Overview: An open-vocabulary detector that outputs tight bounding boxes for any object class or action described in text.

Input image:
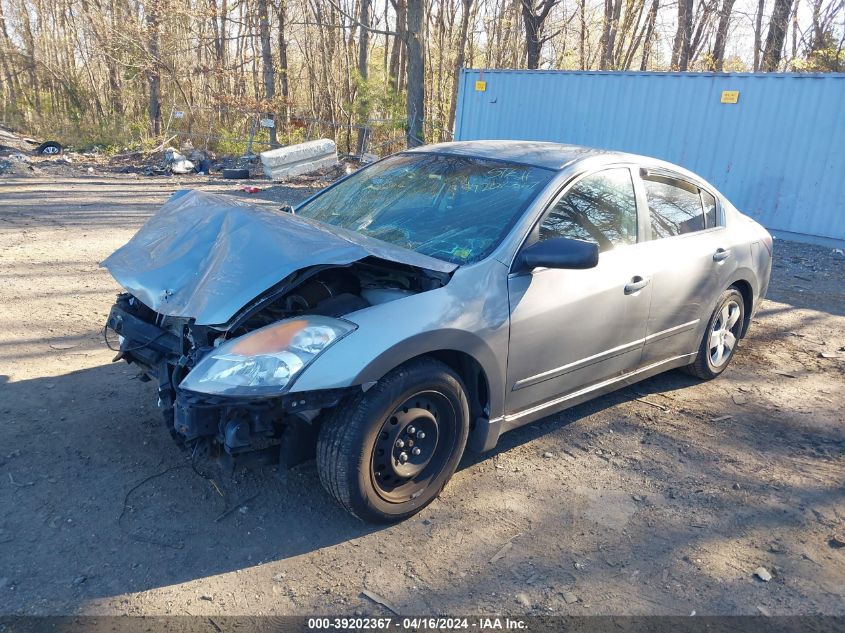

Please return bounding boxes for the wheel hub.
[382,408,438,479]
[709,300,741,367]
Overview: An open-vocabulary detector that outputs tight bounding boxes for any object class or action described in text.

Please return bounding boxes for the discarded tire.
[222,168,250,180]
[36,141,62,155]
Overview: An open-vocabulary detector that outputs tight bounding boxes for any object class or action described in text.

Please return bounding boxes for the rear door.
[505,167,652,416]
[634,169,733,366]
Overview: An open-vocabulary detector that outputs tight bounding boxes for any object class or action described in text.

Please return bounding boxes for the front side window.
[645,175,706,238]
[539,168,638,252]
[295,153,554,264]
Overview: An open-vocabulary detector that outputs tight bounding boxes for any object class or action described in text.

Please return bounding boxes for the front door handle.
[624,276,651,295]
[713,247,731,262]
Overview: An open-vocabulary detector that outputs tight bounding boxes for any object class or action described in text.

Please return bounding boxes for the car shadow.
[0,346,713,614]
[0,363,378,613]
[0,355,704,613]
[459,369,701,469]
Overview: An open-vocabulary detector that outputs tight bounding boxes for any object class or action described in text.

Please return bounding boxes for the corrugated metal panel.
[455,70,845,244]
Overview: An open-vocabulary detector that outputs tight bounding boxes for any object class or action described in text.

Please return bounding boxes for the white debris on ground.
[260,138,338,181]
[163,148,195,174]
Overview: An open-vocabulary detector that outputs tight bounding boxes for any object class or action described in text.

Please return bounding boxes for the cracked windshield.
[296,152,554,264]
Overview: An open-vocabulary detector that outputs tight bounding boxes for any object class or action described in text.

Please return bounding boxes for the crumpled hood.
[102,190,456,326]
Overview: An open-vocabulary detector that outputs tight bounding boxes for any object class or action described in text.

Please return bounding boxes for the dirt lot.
[1,170,843,617]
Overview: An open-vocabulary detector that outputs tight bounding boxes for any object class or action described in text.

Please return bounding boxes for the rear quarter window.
[644,175,706,239]
[702,190,719,228]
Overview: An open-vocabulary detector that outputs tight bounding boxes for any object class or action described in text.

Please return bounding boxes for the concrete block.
[260,139,338,180]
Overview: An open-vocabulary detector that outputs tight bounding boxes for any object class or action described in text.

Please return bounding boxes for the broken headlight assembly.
[179,316,356,396]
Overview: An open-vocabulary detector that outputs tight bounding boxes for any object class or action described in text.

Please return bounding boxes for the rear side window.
[644,176,705,239]
[702,190,718,228]
[539,168,638,252]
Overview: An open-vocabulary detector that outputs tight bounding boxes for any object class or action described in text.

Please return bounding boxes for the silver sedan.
[104,141,773,522]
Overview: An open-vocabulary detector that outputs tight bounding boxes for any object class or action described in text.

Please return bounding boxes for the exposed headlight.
[179,316,356,396]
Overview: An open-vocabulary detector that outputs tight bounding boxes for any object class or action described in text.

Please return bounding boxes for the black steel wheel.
[370,390,459,504]
[317,358,470,523]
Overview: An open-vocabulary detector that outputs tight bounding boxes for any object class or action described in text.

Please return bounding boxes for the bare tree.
[522,0,559,69]
[671,0,694,69]
[277,0,290,122]
[762,0,794,69]
[356,0,371,152]
[406,0,425,145]
[447,0,473,133]
[389,0,407,91]
[710,0,737,69]
[146,0,161,136]
[257,0,277,145]
[753,0,767,69]
[600,0,622,69]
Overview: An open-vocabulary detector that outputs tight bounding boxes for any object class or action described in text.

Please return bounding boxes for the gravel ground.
[0,171,843,617]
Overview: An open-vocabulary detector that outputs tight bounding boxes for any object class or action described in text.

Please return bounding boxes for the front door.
[505,167,652,417]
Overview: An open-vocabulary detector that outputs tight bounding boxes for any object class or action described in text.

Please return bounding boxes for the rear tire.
[316,358,470,523]
[686,287,745,380]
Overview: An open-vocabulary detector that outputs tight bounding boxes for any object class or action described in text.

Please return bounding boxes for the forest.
[0,0,842,153]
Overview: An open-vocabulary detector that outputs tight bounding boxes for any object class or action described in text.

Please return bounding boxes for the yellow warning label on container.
[475,81,487,92]
[720,90,739,104]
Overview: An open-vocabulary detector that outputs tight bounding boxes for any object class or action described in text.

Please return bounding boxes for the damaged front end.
[103,191,452,468]
[106,292,355,467]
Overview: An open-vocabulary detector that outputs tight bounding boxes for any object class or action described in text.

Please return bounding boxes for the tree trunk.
[356,0,371,153]
[389,0,407,92]
[447,0,473,133]
[761,0,793,70]
[257,0,277,145]
[710,0,736,70]
[753,0,765,70]
[405,0,425,146]
[0,0,19,108]
[600,0,622,69]
[579,0,587,69]
[277,0,290,124]
[639,0,658,69]
[522,0,557,69]
[147,0,161,137]
[671,0,693,70]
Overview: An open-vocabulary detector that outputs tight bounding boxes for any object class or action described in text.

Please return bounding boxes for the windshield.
[295,152,554,264]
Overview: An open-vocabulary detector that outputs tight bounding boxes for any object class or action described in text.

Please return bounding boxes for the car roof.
[408,140,615,170]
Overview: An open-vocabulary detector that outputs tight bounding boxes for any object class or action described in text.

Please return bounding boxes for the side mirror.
[518,237,599,271]
[280,204,294,214]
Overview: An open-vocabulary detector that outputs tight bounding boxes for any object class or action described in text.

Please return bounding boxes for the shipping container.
[455,69,845,246]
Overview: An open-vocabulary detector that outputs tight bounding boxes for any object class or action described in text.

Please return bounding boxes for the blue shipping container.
[455,69,845,245]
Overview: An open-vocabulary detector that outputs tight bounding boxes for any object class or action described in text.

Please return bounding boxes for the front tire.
[316,358,470,523]
[686,287,745,380]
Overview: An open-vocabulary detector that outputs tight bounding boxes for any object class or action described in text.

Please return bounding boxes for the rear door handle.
[713,247,731,262]
[624,276,651,295]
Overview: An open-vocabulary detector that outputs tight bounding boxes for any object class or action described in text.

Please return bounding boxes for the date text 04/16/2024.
[306,617,528,630]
